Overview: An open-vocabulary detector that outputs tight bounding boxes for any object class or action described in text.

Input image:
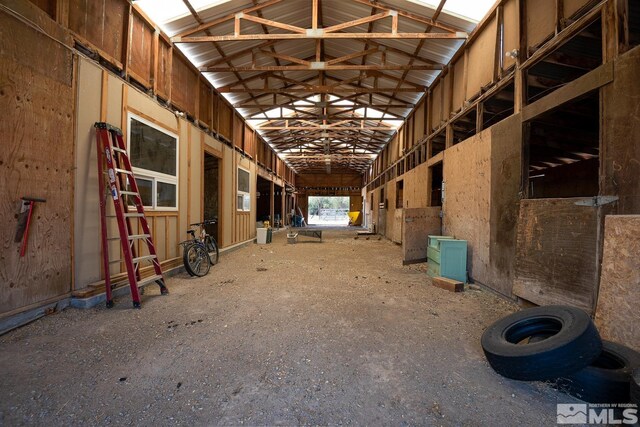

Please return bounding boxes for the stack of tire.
[481,305,640,406]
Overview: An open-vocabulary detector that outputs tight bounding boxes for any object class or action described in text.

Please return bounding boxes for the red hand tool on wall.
[14,197,46,257]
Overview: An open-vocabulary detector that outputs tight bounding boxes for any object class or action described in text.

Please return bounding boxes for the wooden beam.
[240,12,306,34]
[175,0,284,38]
[220,87,424,93]
[174,31,468,42]
[323,10,390,33]
[521,62,613,122]
[349,0,462,33]
[202,63,442,72]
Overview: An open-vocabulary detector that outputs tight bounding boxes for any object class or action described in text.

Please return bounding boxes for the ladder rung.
[120,191,139,196]
[137,274,164,287]
[109,259,123,264]
[128,234,150,240]
[105,213,144,218]
[132,254,157,264]
[107,234,149,241]
[114,168,133,175]
[112,147,127,154]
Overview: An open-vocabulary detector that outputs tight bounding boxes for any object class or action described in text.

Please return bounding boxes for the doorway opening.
[308,196,350,226]
[429,162,443,207]
[203,152,220,242]
[256,176,271,223]
[274,184,283,227]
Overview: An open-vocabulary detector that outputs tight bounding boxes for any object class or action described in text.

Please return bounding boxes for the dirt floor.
[0,229,579,425]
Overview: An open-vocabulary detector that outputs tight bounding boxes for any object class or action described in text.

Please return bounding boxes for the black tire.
[481,305,602,381]
[555,340,640,403]
[631,368,640,406]
[204,235,219,265]
[183,244,210,277]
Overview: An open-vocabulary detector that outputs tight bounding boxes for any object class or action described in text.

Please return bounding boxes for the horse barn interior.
[1,0,640,424]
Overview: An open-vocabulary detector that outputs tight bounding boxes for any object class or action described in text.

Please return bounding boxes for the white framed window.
[237,167,250,211]
[127,113,179,210]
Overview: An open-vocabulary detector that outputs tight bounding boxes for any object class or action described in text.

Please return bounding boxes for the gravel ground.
[0,229,578,426]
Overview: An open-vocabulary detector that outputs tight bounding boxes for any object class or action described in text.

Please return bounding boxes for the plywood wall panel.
[233,114,244,150]
[443,129,492,284]
[430,82,443,131]
[69,0,128,64]
[170,54,198,114]
[74,58,103,288]
[1,10,74,314]
[466,17,497,100]
[198,78,212,128]
[217,101,233,141]
[156,38,171,99]
[594,215,640,352]
[526,0,555,48]
[127,10,154,87]
[452,59,465,114]
[564,0,592,19]
[414,101,426,142]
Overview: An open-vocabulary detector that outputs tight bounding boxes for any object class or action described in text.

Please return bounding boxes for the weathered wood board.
[601,48,640,214]
[513,198,600,313]
[127,10,154,87]
[526,0,556,48]
[402,207,442,264]
[595,215,640,352]
[392,208,403,244]
[0,4,74,316]
[68,0,128,64]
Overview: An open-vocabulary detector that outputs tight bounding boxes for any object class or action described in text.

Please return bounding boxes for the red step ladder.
[94,122,169,308]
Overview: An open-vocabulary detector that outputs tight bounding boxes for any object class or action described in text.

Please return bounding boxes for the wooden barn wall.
[0,1,74,317]
[601,47,640,214]
[73,57,265,293]
[39,0,289,179]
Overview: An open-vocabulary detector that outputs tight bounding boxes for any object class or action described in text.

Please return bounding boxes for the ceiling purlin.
[379,0,448,121]
[175,0,464,173]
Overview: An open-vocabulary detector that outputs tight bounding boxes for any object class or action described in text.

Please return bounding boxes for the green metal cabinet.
[427,236,468,283]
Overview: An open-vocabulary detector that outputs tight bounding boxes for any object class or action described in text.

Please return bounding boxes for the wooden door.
[513,197,614,313]
[402,208,442,264]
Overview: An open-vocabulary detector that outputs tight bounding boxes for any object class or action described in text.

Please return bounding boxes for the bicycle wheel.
[204,235,219,265]
[183,243,210,277]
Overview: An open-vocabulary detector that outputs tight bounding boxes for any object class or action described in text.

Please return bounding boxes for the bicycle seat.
[187,230,196,237]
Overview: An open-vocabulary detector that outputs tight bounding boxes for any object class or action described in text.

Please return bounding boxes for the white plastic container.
[256,228,268,244]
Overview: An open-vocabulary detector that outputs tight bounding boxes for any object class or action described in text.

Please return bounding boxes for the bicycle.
[180,219,219,277]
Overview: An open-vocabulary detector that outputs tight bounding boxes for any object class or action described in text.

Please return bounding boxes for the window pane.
[157,182,177,207]
[130,118,177,176]
[237,168,250,193]
[243,194,250,211]
[237,194,244,210]
[134,177,153,207]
